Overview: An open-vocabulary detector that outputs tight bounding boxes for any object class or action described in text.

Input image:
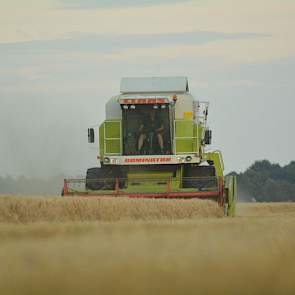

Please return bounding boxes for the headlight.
[104,157,110,163]
[185,156,192,162]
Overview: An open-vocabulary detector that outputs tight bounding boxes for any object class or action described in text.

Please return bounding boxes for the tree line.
[231,160,295,202]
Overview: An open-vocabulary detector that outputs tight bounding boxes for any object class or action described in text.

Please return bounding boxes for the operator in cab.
[138,109,164,154]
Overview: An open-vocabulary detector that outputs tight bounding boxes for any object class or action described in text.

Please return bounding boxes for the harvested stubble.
[237,202,295,217]
[0,195,223,223]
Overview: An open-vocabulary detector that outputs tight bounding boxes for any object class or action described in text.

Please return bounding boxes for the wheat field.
[0,196,224,223]
[0,196,295,295]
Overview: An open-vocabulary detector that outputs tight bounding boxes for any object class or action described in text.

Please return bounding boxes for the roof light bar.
[120,98,168,105]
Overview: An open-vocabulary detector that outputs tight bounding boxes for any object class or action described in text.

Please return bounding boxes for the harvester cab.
[63,77,237,216]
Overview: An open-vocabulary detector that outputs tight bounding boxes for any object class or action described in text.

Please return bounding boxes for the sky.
[0,0,295,178]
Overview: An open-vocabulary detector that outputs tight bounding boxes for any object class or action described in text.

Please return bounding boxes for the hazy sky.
[1,0,295,178]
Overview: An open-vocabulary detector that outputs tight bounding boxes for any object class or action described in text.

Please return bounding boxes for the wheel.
[183,165,217,190]
[86,167,125,190]
[86,167,115,190]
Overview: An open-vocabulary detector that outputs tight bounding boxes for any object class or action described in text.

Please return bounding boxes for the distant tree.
[233,160,295,202]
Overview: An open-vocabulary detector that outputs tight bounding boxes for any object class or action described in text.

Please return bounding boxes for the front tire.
[86,167,125,190]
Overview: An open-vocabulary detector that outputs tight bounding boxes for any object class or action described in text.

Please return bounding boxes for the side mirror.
[204,129,212,145]
[88,128,95,143]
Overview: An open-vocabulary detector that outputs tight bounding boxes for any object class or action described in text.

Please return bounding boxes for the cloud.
[1,0,294,48]
[58,0,192,9]
[0,31,268,56]
[0,30,272,89]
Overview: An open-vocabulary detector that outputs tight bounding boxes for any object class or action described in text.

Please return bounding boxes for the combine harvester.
[63,77,236,216]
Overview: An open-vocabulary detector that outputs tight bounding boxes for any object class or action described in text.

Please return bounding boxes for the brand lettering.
[124,157,172,164]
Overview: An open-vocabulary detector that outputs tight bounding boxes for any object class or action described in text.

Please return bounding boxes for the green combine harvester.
[63,77,236,216]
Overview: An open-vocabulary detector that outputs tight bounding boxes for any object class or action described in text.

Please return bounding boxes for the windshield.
[122,104,171,155]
